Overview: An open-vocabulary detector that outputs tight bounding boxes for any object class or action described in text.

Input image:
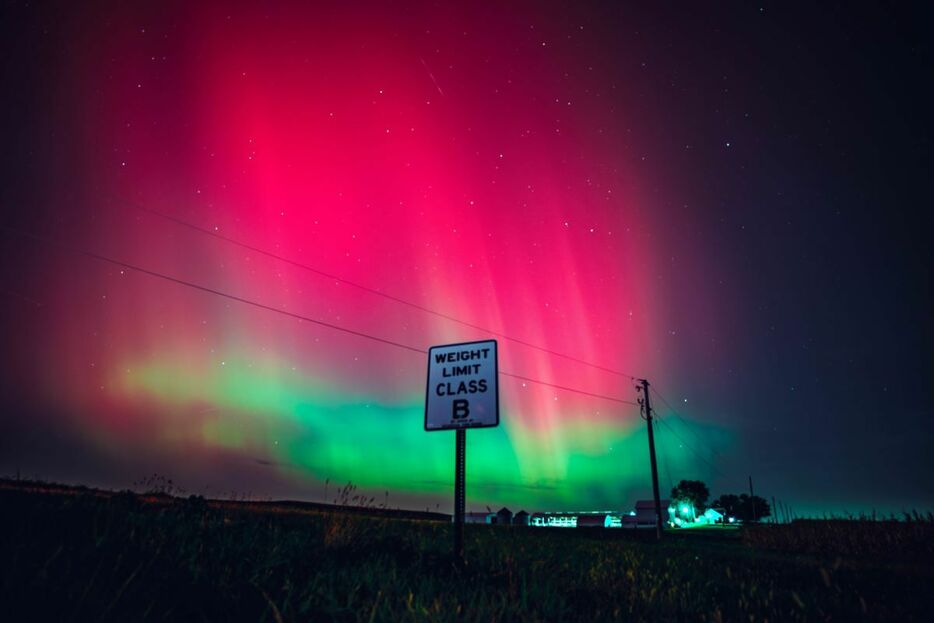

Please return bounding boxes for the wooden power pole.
[639,379,664,540]
[749,475,757,522]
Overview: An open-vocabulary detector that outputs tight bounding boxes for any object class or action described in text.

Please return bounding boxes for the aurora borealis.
[1,2,931,515]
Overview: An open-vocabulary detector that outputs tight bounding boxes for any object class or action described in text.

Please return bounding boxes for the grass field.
[1,481,931,621]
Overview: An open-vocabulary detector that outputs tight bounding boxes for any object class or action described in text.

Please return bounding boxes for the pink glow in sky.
[3,2,729,510]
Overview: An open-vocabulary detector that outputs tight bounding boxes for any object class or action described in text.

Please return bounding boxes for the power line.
[116,196,641,380]
[502,371,637,405]
[2,226,638,407]
[654,417,747,493]
[652,416,675,492]
[654,417,729,481]
[650,390,747,493]
[650,385,725,460]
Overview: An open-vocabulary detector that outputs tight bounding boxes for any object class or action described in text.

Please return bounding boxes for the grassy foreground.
[1,485,932,621]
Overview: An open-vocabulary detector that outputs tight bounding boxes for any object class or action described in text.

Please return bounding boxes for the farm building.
[493,507,513,525]
[530,512,577,528]
[529,511,625,528]
[577,514,621,528]
[464,509,531,525]
[633,499,671,527]
[465,500,691,529]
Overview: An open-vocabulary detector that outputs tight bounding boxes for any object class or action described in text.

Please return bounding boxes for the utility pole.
[748,475,757,522]
[638,379,664,540]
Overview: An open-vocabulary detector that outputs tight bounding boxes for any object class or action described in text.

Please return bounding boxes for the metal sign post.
[425,339,499,566]
[454,428,466,563]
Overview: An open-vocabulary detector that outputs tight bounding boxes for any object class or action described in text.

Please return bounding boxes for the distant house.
[513,510,530,526]
[494,507,513,525]
[634,499,671,527]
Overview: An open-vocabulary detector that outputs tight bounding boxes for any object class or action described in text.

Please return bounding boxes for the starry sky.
[0,1,931,516]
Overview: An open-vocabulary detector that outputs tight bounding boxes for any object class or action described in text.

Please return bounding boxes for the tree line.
[670,479,771,522]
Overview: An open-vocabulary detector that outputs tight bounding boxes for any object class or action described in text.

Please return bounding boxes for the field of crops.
[1,483,931,621]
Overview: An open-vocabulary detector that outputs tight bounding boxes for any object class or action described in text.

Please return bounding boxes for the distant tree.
[712,494,741,517]
[712,493,771,522]
[670,480,710,512]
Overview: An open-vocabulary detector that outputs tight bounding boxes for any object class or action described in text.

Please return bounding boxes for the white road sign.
[425,339,499,431]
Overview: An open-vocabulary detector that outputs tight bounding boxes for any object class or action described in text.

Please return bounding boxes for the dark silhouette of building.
[494,507,513,525]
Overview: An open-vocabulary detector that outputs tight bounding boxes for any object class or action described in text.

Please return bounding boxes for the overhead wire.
[1,225,638,407]
[650,384,725,460]
[645,382,745,491]
[654,411,747,492]
[5,198,753,497]
[115,196,641,381]
[652,415,675,492]
[653,417,730,481]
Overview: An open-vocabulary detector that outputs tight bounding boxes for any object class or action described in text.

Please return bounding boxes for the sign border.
[424,338,499,431]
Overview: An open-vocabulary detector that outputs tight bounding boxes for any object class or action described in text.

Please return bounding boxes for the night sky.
[1,1,931,516]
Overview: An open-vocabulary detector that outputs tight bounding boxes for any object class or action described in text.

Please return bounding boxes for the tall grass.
[1,486,932,621]
[742,515,934,559]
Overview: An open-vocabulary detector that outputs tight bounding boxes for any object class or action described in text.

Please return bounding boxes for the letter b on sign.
[452,399,470,420]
